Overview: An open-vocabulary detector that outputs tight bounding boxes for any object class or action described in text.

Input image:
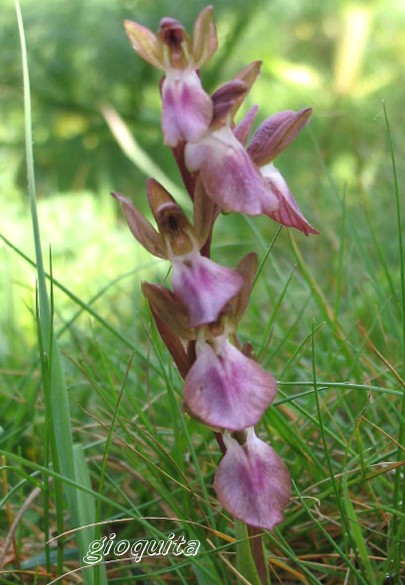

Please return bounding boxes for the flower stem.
[248,525,271,584]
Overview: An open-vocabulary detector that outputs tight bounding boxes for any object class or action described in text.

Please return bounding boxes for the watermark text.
[83,532,200,565]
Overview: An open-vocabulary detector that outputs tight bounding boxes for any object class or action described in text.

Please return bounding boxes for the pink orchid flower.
[112,179,242,328]
[185,72,318,235]
[125,7,217,147]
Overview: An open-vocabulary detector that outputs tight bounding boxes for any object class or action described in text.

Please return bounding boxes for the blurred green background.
[1,0,404,366]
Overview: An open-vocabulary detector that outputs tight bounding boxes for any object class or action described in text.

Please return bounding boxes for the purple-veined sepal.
[192,5,218,69]
[111,192,167,258]
[247,108,312,166]
[141,282,195,340]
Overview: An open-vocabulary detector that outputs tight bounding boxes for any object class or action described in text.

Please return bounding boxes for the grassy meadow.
[0,0,404,583]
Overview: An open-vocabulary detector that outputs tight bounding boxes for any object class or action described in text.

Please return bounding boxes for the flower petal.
[162,69,213,147]
[230,61,262,118]
[172,254,243,327]
[150,306,191,379]
[247,108,312,166]
[111,192,167,258]
[146,179,196,257]
[231,252,257,323]
[211,80,247,125]
[146,178,177,219]
[185,126,278,215]
[184,340,277,430]
[141,282,195,340]
[124,20,164,70]
[260,164,319,235]
[158,18,191,69]
[192,5,218,69]
[193,177,217,249]
[233,105,259,146]
[214,428,291,530]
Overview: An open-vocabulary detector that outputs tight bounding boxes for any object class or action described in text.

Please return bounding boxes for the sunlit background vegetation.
[1,0,404,582]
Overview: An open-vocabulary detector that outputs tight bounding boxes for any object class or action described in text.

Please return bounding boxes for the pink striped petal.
[185,126,278,215]
[172,254,243,328]
[184,340,277,430]
[233,105,259,146]
[260,163,319,235]
[162,69,213,147]
[214,428,291,530]
[247,108,312,166]
[211,80,247,125]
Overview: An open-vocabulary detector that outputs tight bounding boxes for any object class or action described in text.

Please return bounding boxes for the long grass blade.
[14,2,106,582]
[382,102,405,579]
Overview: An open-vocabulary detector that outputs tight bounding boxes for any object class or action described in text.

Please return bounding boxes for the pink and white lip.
[214,428,291,530]
[184,335,277,430]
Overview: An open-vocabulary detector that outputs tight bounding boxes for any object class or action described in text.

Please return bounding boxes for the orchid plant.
[113,6,317,580]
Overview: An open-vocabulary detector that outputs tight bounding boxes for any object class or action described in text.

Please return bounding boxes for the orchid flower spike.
[112,180,243,328]
[213,427,291,530]
[125,6,218,147]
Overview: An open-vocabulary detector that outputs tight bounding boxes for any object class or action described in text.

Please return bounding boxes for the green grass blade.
[342,471,376,585]
[382,102,405,579]
[235,520,263,585]
[73,445,101,576]
[293,479,369,585]
[14,2,106,583]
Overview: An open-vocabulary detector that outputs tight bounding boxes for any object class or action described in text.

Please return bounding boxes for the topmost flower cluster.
[115,6,318,533]
[124,6,318,235]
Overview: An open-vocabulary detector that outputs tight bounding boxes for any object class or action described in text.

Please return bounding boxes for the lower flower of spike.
[183,335,277,430]
[213,427,291,531]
